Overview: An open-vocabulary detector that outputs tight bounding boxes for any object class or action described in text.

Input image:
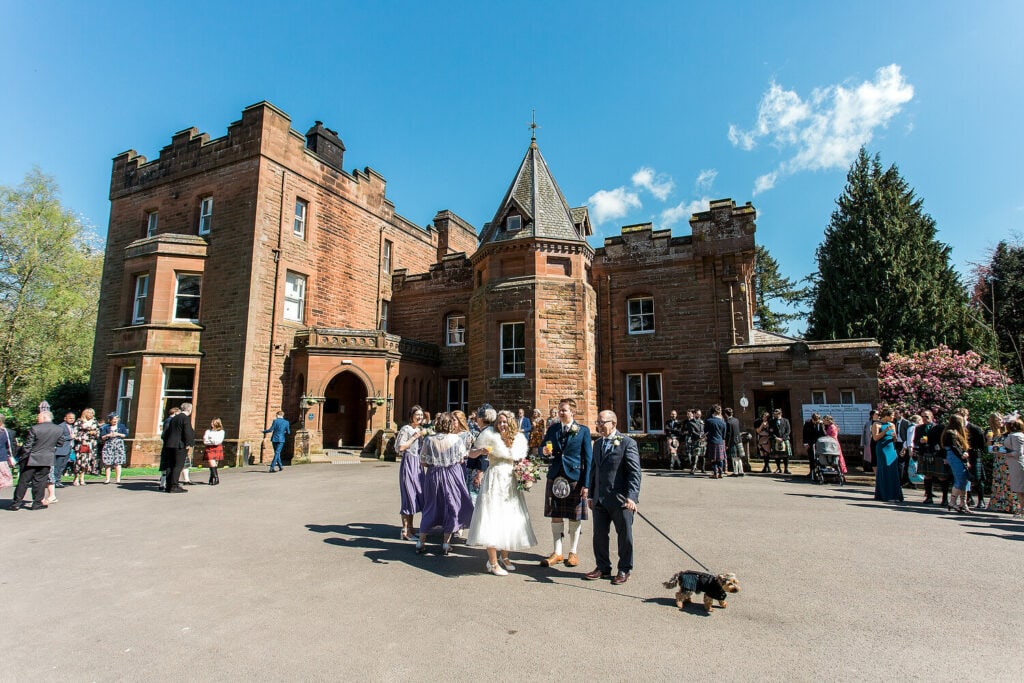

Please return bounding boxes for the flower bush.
[878,345,1009,417]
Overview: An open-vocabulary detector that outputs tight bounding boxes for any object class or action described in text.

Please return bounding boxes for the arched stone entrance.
[322,371,368,449]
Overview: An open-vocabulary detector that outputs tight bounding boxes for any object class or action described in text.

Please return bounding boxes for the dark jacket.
[665,419,684,440]
[589,431,641,508]
[725,417,742,448]
[769,417,792,441]
[162,412,195,451]
[22,421,68,468]
[802,420,826,452]
[704,416,727,445]
[684,418,704,444]
[0,427,17,461]
[54,421,76,456]
[543,421,593,483]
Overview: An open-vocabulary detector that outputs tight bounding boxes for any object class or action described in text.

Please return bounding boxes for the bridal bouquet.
[513,457,542,492]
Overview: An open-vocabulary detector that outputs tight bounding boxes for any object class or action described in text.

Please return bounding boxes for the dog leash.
[616,493,711,572]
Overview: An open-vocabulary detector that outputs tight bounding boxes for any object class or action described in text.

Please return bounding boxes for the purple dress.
[419,433,474,534]
[398,425,424,515]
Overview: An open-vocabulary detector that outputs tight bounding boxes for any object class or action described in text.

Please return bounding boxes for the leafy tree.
[0,169,103,429]
[878,345,1007,417]
[753,245,807,334]
[806,148,980,355]
[971,240,1024,381]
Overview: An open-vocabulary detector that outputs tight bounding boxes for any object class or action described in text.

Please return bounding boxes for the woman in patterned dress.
[528,408,545,458]
[985,413,1015,513]
[99,412,129,484]
[72,407,100,485]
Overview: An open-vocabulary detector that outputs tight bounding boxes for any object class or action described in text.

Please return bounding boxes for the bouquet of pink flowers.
[512,457,542,492]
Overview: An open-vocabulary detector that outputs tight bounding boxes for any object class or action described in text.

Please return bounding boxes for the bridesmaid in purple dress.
[416,413,475,555]
[397,405,425,540]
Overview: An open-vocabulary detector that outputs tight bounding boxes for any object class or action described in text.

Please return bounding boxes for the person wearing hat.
[99,412,129,484]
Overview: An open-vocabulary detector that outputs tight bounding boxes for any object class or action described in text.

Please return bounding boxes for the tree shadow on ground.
[784,489,1024,538]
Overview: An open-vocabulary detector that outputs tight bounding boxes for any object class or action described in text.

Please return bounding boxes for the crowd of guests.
[0,402,233,507]
[0,407,131,509]
[396,398,642,584]
[858,406,1024,516]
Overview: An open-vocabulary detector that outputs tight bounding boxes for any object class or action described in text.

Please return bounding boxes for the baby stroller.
[813,435,845,485]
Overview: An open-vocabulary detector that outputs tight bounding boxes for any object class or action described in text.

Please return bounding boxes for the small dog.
[663,570,740,613]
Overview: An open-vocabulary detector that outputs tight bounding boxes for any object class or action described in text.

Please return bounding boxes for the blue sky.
[2,1,1022,324]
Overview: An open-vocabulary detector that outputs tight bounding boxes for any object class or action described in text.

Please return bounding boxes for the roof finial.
[529,109,539,147]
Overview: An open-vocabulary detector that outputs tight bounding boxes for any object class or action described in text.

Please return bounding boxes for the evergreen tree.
[806,148,979,356]
[973,240,1024,380]
[753,245,807,334]
[0,168,103,429]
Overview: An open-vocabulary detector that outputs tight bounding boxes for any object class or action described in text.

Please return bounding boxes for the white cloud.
[752,172,777,196]
[631,167,675,200]
[729,64,914,195]
[660,198,711,228]
[587,187,642,225]
[695,169,718,192]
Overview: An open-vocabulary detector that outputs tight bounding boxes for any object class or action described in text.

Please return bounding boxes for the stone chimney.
[305,121,345,170]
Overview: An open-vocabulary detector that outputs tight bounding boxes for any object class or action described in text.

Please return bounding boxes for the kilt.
[543,476,588,520]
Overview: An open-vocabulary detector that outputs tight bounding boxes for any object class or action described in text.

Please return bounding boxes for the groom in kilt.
[540,398,593,568]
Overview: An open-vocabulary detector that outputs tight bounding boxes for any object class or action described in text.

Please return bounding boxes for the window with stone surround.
[500,322,525,377]
[161,366,194,430]
[117,367,135,428]
[284,271,306,323]
[198,196,214,235]
[294,198,308,239]
[379,299,390,332]
[840,389,856,404]
[447,378,469,414]
[383,239,393,273]
[811,389,827,405]
[132,273,149,324]
[446,314,466,346]
[173,274,201,322]
[626,372,664,433]
[627,296,655,334]
[146,211,158,238]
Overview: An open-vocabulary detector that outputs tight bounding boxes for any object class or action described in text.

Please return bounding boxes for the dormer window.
[506,215,521,232]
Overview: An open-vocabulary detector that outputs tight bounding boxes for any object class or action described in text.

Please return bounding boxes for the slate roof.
[479,140,585,245]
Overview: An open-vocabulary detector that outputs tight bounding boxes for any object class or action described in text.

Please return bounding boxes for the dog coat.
[678,571,727,601]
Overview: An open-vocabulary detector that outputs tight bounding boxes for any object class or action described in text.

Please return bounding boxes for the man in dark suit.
[161,402,195,493]
[585,410,641,586]
[540,398,593,569]
[10,411,67,510]
[802,413,826,479]
[769,408,792,474]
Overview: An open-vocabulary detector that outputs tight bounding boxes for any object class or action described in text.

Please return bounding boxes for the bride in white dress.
[467,409,537,575]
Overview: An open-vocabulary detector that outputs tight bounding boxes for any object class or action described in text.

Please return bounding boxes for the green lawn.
[13,465,230,484]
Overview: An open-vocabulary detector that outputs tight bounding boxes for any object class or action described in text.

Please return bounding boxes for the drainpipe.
[262,168,286,463]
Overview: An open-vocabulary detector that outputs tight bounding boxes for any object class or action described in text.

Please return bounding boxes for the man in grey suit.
[585,410,642,586]
[11,411,68,511]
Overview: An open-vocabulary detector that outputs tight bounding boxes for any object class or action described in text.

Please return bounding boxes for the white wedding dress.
[467,427,538,550]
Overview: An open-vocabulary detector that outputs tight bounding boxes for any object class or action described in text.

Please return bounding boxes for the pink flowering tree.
[878,345,1009,416]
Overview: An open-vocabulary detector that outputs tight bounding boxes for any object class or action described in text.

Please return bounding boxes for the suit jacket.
[802,420,826,446]
[162,412,195,451]
[589,431,641,509]
[769,417,791,441]
[543,421,592,484]
[264,417,291,443]
[725,417,742,448]
[54,422,76,456]
[0,427,17,461]
[22,421,68,467]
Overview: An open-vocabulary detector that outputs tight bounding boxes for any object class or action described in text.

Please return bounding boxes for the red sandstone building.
[90,102,879,465]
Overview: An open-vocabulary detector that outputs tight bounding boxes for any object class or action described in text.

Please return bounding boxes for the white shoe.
[486,561,508,576]
[499,557,517,572]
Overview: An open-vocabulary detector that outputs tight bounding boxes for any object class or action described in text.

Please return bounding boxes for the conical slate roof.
[479,139,587,244]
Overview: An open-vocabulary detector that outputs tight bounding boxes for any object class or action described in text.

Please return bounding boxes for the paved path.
[3,464,1021,681]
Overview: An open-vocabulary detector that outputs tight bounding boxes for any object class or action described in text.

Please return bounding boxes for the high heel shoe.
[959,506,973,515]
[486,561,508,576]
[499,557,517,571]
